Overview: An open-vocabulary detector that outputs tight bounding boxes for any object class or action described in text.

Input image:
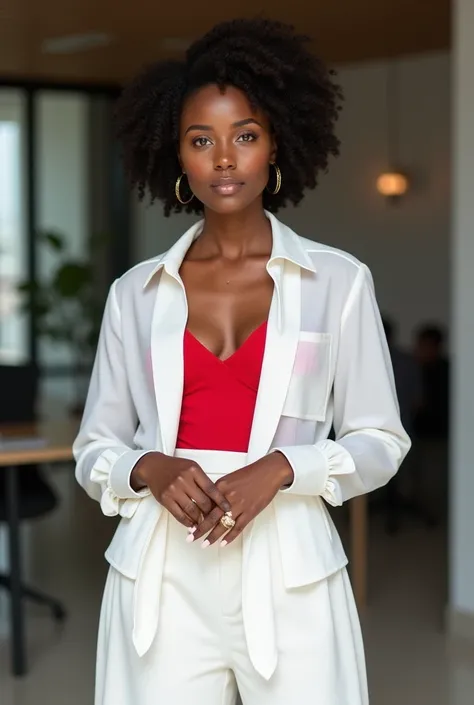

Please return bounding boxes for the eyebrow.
[184,118,263,136]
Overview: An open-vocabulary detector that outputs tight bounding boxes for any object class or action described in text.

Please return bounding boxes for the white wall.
[450,0,474,623]
[133,51,451,350]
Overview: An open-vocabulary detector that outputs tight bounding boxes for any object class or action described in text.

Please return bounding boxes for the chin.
[201,195,262,216]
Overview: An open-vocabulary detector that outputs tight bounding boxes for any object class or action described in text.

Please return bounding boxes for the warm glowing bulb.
[376,172,409,197]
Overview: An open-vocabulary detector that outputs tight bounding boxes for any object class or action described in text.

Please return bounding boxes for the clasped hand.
[189,452,293,547]
[131,451,293,546]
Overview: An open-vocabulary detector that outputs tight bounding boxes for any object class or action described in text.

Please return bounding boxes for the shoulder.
[112,219,204,304]
[294,234,372,302]
[288,230,378,319]
[297,234,365,277]
[112,254,166,302]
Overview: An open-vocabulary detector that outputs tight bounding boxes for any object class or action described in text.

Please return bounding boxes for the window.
[0,90,27,364]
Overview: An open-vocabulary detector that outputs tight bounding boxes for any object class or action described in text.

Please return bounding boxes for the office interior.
[1,2,473,704]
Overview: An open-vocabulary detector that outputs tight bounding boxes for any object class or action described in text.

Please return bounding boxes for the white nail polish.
[201,540,210,549]
[188,526,197,534]
[220,540,228,548]
[186,533,195,543]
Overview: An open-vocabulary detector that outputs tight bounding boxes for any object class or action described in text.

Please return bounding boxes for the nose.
[214,142,236,171]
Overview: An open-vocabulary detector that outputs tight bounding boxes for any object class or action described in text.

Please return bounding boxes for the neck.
[199,201,272,259]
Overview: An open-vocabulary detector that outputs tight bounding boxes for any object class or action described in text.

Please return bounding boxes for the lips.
[210,179,244,196]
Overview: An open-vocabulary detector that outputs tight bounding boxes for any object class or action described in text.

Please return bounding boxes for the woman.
[74,18,410,705]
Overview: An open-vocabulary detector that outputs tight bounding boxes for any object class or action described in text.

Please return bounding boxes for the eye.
[192,136,212,148]
[237,132,257,143]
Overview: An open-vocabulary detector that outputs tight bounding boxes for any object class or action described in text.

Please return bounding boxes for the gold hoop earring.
[175,173,194,205]
[266,162,282,195]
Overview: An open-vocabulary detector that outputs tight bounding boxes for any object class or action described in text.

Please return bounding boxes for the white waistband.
[174,448,247,476]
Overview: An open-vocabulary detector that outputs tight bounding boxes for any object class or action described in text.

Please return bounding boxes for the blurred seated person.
[380,318,432,530]
[412,323,450,519]
[413,324,449,440]
[382,316,420,436]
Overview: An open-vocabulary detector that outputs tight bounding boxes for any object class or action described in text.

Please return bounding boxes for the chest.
[180,256,274,361]
[132,261,342,451]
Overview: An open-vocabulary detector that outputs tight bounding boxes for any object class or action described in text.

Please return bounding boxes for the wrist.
[268,451,294,488]
[131,452,162,491]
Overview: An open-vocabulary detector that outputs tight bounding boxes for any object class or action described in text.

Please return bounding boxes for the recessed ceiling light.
[42,33,113,55]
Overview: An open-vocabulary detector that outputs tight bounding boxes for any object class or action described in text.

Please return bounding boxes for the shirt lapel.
[246,257,301,462]
[150,271,187,455]
[147,220,203,454]
[246,213,317,461]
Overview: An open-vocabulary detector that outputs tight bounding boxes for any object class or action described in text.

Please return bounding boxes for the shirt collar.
[142,220,204,288]
[142,211,316,289]
[265,211,317,274]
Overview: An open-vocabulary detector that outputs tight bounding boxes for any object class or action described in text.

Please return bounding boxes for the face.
[179,84,276,214]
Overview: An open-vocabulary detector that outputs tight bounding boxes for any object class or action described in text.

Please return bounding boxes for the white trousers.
[96,450,369,705]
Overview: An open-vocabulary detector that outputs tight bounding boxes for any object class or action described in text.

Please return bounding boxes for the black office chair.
[0,364,66,622]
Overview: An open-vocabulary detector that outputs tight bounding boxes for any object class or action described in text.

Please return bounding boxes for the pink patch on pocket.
[293,341,319,376]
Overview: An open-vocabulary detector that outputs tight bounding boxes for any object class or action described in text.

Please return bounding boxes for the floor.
[1,465,473,705]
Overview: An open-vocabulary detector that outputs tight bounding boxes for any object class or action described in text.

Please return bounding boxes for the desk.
[0,420,76,676]
[0,421,368,676]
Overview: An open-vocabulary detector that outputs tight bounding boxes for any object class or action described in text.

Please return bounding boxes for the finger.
[191,506,224,542]
[188,484,214,516]
[166,499,195,528]
[202,518,230,547]
[194,472,231,513]
[218,516,246,546]
[177,494,203,526]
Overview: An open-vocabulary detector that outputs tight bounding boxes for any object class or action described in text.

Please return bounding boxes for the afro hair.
[115,18,343,217]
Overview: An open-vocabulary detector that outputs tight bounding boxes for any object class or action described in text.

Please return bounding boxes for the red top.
[176,322,267,453]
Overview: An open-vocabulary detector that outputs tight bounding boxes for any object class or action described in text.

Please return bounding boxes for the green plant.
[18,230,107,407]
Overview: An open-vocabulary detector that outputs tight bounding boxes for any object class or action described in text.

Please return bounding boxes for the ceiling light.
[42,33,113,55]
[376,172,409,199]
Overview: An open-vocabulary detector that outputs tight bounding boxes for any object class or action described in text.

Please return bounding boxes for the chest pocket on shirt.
[282,332,332,421]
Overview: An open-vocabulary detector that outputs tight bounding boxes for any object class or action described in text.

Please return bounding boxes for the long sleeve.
[274,263,411,506]
[73,280,151,518]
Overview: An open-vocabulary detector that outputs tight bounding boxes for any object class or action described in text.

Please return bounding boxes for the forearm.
[272,428,410,506]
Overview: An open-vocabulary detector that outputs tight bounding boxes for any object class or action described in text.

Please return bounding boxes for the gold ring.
[190,498,203,522]
[220,512,235,530]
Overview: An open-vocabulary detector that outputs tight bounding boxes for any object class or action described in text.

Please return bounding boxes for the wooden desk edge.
[0,420,78,467]
[0,447,74,467]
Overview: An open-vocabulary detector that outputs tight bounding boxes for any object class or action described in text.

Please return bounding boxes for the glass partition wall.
[0,89,28,365]
[0,83,129,413]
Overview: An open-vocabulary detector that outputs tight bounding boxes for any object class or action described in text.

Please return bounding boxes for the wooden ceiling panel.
[0,0,451,85]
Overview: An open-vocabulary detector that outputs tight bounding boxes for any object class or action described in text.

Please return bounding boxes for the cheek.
[241,147,272,176]
[181,150,211,181]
